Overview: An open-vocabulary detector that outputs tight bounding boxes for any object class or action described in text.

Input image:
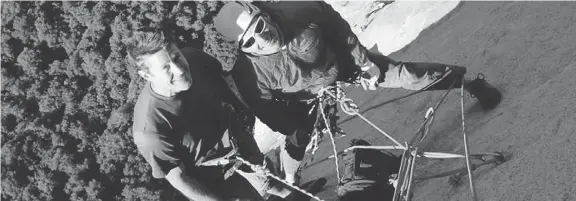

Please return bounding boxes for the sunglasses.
[238,13,266,49]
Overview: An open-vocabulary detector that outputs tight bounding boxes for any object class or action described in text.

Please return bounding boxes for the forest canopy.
[1,1,238,200]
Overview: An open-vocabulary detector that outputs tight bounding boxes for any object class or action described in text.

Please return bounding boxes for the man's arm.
[318,2,377,71]
[133,132,235,201]
[316,2,382,90]
[165,166,227,201]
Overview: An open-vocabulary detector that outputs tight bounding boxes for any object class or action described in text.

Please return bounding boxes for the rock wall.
[325,0,461,55]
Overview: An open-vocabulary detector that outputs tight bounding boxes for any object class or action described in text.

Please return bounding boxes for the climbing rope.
[318,100,342,183]
[214,69,480,201]
[233,156,325,201]
[460,80,477,201]
[313,70,481,201]
[317,84,406,149]
[315,69,456,154]
[316,83,405,188]
[201,155,325,201]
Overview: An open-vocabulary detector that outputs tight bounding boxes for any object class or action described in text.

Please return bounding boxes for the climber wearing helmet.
[213,1,502,187]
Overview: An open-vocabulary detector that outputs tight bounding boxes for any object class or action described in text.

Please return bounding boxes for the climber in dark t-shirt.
[131,46,231,180]
[126,30,289,201]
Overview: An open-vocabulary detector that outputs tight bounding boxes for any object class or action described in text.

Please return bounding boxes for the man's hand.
[359,64,380,90]
[166,167,226,201]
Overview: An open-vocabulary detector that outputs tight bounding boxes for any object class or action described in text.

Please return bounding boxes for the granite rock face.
[325,0,461,55]
[325,1,395,33]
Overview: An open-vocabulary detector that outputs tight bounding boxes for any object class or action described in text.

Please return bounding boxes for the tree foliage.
[1,1,237,200]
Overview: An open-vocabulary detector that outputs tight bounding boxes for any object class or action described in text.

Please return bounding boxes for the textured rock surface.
[326,0,461,55]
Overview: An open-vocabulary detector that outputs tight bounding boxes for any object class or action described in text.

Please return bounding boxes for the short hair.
[126,28,173,72]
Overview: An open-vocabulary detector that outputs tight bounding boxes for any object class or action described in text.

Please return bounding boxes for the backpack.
[337,139,402,201]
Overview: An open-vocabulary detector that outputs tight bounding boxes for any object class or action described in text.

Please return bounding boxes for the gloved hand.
[359,63,380,90]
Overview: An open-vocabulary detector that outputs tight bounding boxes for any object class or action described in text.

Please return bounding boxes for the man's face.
[137,44,192,95]
[236,11,284,55]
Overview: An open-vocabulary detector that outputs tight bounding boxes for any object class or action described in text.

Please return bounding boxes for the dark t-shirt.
[132,48,234,179]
